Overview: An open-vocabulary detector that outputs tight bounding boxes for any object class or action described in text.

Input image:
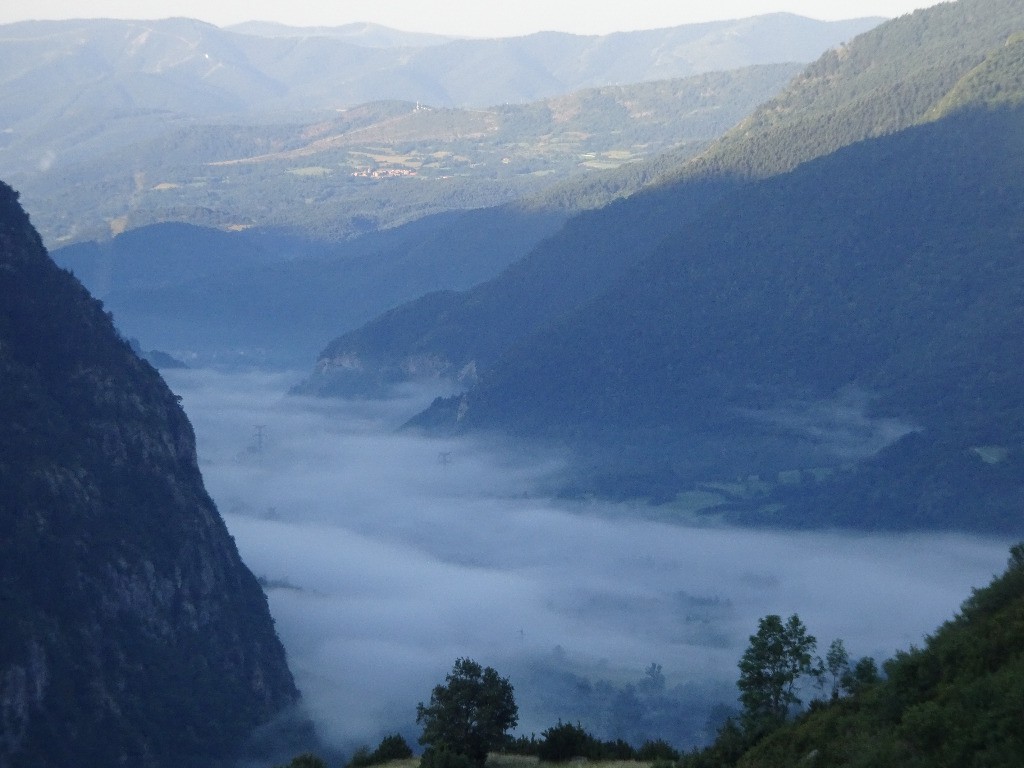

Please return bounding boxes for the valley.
[41,65,798,259]
[3,1,1024,766]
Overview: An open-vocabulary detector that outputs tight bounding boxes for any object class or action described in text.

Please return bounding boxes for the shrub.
[537,721,597,762]
[596,739,635,761]
[349,746,375,768]
[349,734,415,767]
[506,734,540,755]
[637,739,680,762]
[374,734,414,762]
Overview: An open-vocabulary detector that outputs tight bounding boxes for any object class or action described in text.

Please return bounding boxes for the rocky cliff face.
[0,180,300,767]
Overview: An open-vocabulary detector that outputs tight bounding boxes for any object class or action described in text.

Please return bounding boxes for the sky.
[2,1,947,37]
[165,368,1015,753]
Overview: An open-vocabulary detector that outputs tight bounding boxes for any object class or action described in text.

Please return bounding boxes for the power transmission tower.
[252,424,267,462]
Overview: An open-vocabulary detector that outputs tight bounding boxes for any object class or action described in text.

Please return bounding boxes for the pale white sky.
[0,1,948,38]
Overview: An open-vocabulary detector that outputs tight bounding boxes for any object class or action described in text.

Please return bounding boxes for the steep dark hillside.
[298,176,738,394]
[411,100,1024,531]
[687,544,1024,767]
[463,105,1024,431]
[0,182,301,766]
[305,0,1024,401]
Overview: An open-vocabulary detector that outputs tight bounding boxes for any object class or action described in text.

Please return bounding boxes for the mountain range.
[1,14,890,368]
[0,14,879,138]
[46,63,808,365]
[306,0,1024,533]
[0,15,876,244]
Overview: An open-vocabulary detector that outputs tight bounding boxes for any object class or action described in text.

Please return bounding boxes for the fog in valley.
[166,369,1015,754]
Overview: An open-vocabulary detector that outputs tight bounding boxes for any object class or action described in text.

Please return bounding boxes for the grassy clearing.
[487,758,660,768]
[378,759,420,768]
[288,166,334,177]
[351,150,423,167]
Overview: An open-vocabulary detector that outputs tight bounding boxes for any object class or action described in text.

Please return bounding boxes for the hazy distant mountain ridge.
[0,12,871,244]
[54,207,567,367]
[0,14,879,122]
[0,180,301,765]
[227,21,460,48]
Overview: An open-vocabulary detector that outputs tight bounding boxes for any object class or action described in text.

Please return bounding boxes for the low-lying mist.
[166,370,1014,753]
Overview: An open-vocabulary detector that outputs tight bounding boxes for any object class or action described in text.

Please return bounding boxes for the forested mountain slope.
[678,0,1024,179]
[427,102,1024,531]
[0,181,302,766]
[383,0,1024,532]
[304,0,1024,402]
[297,176,733,394]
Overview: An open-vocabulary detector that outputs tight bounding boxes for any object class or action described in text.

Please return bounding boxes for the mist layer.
[166,369,1013,750]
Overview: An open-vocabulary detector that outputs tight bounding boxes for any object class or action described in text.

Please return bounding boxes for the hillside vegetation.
[678,0,1024,179]
[684,544,1024,767]
[277,544,1024,768]
[444,103,1024,530]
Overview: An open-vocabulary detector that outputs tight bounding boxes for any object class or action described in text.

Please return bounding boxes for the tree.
[349,733,414,767]
[537,721,596,762]
[737,614,819,730]
[840,656,880,695]
[638,662,666,694]
[373,733,414,762]
[823,638,850,700]
[417,658,519,766]
[636,738,680,762]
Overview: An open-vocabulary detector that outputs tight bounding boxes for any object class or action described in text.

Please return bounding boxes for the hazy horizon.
[0,1,942,38]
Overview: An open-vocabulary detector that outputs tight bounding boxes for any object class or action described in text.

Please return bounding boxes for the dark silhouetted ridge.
[0,180,301,767]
